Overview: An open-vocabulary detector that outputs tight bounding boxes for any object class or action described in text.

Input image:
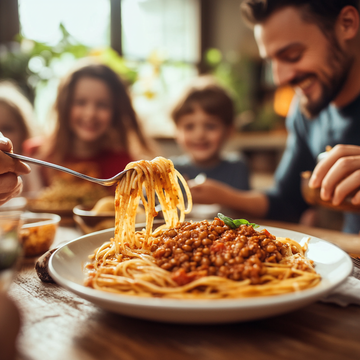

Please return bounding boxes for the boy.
[171,76,250,192]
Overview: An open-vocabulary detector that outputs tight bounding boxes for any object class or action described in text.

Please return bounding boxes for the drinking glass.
[0,211,22,291]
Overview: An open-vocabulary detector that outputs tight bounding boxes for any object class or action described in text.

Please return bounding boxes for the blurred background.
[0,0,294,192]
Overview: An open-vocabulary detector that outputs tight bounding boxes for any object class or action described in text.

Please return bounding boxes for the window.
[121,0,201,137]
[18,0,111,131]
[16,0,201,137]
[19,0,110,47]
[121,0,200,63]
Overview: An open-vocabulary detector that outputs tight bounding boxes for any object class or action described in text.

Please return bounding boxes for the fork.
[4,152,132,186]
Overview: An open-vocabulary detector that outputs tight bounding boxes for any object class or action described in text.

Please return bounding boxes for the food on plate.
[91,196,115,214]
[85,157,320,299]
[19,223,57,257]
[19,213,60,257]
[28,179,109,212]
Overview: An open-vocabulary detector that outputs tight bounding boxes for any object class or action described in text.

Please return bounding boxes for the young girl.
[25,60,155,209]
[171,76,250,192]
[0,81,34,155]
[0,81,41,193]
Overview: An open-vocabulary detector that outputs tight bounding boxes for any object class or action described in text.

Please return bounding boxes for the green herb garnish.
[217,213,259,229]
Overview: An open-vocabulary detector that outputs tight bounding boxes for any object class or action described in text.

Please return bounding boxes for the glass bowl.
[0,211,23,291]
[19,212,61,257]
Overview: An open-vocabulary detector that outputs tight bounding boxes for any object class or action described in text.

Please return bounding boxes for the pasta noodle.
[85,157,320,299]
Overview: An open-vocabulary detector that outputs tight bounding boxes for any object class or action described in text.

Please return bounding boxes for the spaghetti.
[85,157,320,299]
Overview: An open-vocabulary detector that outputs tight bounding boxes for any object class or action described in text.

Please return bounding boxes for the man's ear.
[336,5,359,42]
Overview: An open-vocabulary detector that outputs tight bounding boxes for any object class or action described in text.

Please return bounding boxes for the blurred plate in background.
[0,197,27,212]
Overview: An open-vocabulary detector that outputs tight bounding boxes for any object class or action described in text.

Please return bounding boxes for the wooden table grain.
[8,223,360,360]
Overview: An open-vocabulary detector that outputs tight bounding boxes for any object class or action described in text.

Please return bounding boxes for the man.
[0,132,30,204]
[189,0,360,233]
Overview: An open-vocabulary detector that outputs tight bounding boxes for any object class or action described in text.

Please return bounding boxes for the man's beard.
[293,40,353,119]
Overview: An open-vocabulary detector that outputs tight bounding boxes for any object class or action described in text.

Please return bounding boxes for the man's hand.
[309,144,360,206]
[0,134,30,205]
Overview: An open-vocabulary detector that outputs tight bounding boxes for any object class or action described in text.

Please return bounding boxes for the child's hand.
[0,134,31,205]
[188,178,232,205]
[188,177,268,217]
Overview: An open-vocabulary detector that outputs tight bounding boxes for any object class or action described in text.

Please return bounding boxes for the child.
[24,60,155,209]
[0,81,41,193]
[0,81,35,155]
[171,76,250,193]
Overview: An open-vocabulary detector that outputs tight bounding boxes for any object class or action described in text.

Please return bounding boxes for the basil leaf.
[217,213,237,229]
[233,219,260,228]
[233,219,250,227]
[217,213,259,229]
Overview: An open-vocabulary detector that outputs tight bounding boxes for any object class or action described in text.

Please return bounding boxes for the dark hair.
[44,60,154,162]
[0,81,35,150]
[241,0,359,34]
[171,76,234,127]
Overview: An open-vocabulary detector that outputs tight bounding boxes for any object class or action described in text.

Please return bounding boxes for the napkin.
[321,267,360,306]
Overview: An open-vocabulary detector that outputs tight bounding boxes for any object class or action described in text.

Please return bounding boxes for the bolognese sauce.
[151,218,298,286]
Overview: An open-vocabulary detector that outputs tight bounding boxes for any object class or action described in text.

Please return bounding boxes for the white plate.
[48,226,353,324]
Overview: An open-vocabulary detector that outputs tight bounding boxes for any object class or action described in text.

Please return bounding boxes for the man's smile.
[296,76,314,91]
[292,75,317,96]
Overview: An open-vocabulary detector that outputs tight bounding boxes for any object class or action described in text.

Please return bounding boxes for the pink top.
[63,150,133,179]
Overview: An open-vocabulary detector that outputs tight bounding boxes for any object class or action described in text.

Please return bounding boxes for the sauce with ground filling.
[151,218,299,286]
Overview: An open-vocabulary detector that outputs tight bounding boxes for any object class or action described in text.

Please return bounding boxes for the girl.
[26,60,154,183]
[25,60,155,209]
[0,81,40,193]
[0,81,34,155]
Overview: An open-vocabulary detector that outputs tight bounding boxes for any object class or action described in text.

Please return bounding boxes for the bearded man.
[189,0,360,233]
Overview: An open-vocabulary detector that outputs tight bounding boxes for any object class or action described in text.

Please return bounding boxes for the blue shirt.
[266,95,360,233]
[172,153,250,191]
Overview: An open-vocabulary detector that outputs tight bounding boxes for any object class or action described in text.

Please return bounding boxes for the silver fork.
[4,152,132,186]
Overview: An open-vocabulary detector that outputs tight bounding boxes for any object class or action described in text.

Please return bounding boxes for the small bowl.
[73,205,115,234]
[73,204,147,234]
[301,171,360,212]
[19,212,61,257]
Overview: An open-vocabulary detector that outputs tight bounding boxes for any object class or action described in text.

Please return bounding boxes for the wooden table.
[8,222,360,360]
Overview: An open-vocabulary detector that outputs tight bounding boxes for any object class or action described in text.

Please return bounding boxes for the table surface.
[9,221,360,360]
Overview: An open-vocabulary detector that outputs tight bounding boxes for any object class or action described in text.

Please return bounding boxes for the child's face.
[70,77,113,143]
[175,105,231,165]
[0,103,25,154]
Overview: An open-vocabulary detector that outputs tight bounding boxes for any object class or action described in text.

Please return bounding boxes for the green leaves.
[217,213,259,229]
